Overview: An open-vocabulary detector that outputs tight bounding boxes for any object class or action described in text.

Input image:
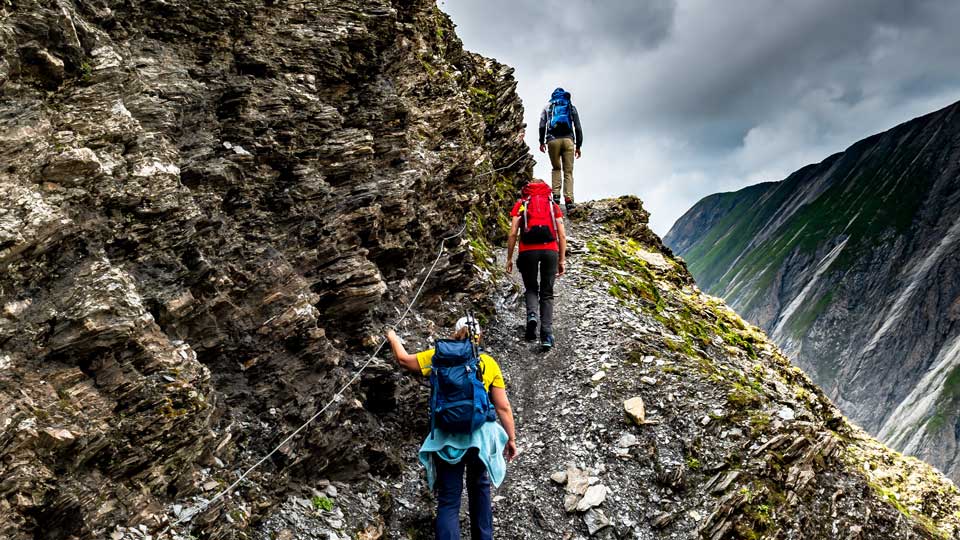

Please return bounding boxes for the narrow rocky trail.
[249,218,675,540]
[239,206,960,540]
[481,218,701,539]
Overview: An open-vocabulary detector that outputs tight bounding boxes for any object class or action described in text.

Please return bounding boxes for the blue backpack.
[548,88,573,135]
[429,339,495,435]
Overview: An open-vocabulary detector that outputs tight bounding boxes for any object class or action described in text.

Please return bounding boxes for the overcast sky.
[440,0,960,234]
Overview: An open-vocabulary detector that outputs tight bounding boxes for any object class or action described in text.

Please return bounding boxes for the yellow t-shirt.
[415,349,505,391]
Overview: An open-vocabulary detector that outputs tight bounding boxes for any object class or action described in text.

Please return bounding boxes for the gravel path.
[482,219,708,539]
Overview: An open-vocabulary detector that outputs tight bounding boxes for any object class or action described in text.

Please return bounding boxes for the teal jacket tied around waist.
[418,421,509,489]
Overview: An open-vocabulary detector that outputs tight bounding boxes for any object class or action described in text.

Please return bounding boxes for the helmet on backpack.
[454,315,481,345]
[454,315,479,336]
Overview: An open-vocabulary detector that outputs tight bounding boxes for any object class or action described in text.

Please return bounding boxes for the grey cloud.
[441,0,676,62]
[440,0,960,233]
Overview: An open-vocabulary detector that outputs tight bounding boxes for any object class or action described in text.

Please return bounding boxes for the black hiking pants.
[517,249,558,338]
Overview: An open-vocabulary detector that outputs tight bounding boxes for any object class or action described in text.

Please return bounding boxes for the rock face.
[0,1,530,538]
[665,100,960,482]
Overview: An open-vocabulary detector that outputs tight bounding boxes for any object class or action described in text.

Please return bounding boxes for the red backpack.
[519,182,559,244]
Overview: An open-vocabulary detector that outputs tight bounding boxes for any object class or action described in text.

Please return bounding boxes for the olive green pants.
[547,138,575,203]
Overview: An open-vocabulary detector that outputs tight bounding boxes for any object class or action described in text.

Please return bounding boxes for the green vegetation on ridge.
[679,113,940,334]
[584,199,960,538]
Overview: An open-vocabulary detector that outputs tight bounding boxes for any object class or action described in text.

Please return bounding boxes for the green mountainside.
[665,100,960,483]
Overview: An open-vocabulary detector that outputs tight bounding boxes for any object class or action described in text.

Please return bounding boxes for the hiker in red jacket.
[505,179,567,350]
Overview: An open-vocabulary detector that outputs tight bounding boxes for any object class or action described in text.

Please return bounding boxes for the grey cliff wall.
[0,1,531,537]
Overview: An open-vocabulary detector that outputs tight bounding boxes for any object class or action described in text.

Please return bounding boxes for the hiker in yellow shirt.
[385,317,517,540]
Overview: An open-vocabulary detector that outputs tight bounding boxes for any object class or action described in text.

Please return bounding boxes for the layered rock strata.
[0,1,530,537]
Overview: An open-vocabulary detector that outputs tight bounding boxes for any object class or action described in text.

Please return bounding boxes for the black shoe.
[541,334,555,351]
[553,194,561,205]
[525,317,538,341]
[565,198,576,211]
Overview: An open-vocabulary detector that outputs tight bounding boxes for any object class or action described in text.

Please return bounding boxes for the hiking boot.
[565,197,576,211]
[541,334,555,351]
[553,194,561,205]
[525,316,538,341]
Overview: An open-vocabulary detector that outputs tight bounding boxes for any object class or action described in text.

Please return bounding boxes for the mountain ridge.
[665,98,960,483]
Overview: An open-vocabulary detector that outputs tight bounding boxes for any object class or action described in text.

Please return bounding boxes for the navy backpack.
[429,339,495,435]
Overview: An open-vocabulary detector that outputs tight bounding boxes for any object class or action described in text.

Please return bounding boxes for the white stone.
[550,471,568,484]
[623,397,645,425]
[777,407,796,421]
[616,433,638,448]
[584,508,612,535]
[591,370,606,382]
[576,485,607,512]
[565,467,590,496]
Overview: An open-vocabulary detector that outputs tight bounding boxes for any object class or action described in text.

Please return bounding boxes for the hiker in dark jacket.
[386,317,517,540]
[538,87,583,210]
[506,179,567,350]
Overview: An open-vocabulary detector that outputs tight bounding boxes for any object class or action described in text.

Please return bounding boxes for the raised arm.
[385,329,421,373]
[490,386,518,461]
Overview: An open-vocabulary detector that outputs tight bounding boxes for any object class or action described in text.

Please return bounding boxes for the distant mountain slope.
[665,181,778,255]
[665,100,960,482]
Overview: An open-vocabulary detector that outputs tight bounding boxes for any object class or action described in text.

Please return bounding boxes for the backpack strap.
[550,200,560,238]
[521,196,532,233]
[429,369,437,439]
